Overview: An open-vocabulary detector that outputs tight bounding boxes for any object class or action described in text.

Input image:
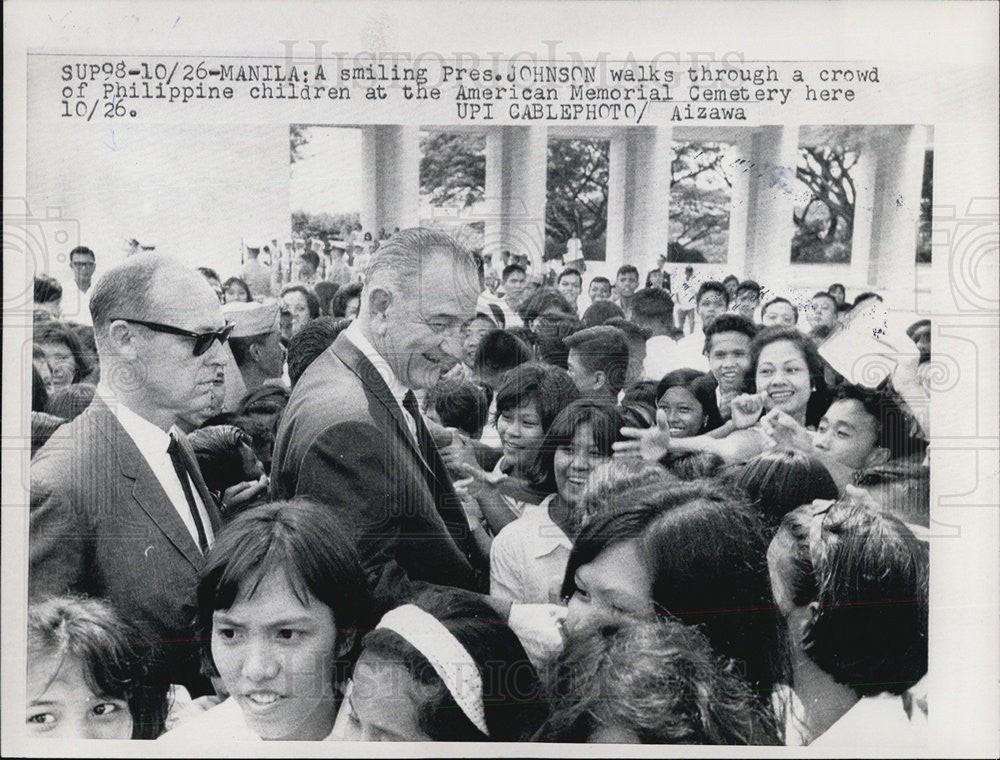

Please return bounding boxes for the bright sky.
[288,126,364,215]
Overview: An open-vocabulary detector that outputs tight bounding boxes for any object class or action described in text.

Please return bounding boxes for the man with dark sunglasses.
[30,253,227,697]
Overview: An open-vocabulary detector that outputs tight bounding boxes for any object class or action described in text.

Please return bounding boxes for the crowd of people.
[27,228,931,746]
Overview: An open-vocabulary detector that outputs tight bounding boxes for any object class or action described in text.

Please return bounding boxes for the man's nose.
[242,640,280,682]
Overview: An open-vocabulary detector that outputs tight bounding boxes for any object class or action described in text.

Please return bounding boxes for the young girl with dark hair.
[768,499,928,746]
[161,499,371,742]
[561,478,783,708]
[27,596,170,739]
[490,400,624,604]
[332,589,546,742]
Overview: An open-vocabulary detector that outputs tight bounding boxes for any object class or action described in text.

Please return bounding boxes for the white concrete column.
[867,126,927,306]
[743,125,799,285]
[725,135,753,277]
[849,149,878,290]
[483,126,548,270]
[360,125,420,235]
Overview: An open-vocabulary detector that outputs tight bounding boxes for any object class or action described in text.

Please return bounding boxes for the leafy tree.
[290,210,359,240]
[419,133,486,207]
[290,124,313,165]
[666,143,732,263]
[545,139,610,260]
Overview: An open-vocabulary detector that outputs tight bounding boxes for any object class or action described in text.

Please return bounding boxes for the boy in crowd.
[556,268,584,315]
[808,290,842,341]
[760,297,798,327]
[733,280,762,322]
[659,281,730,374]
[588,276,613,303]
[612,265,640,319]
[699,314,758,427]
[564,325,631,402]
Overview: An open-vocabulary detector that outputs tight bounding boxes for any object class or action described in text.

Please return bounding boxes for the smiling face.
[372,252,478,391]
[333,654,431,742]
[814,398,881,470]
[558,273,583,305]
[462,315,494,367]
[565,539,653,636]
[755,339,813,423]
[26,655,132,739]
[616,271,639,298]
[707,330,752,394]
[497,399,545,471]
[657,386,707,438]
[554,423,610,506]
[211,570,340,741]
[38,340,78,391]
[589,280,612,301]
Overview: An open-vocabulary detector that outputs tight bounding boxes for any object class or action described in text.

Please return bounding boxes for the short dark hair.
[702,313,758,355]
[696,280,730,306]
[501,263,526,282]
[34,275,63,304]
[518,287,576,325]
[222,276,252,302]
[589,275,611,290]
[286,316,352,387]
[494,361,580,433]
[299,250,320,271]
[197,499,372,682]
[536,400,624,494]
[736,279,762,299]
[28,595,170,739]
[774,500,927,696]
[761,296,799,323]
[33,321,88,382]
[564,325,631,394]
[621,380,661,409]
[539,617,780,744]
[426,377,490,439]
[630,287,674,320]
[616,265,639,279]
[828,282,845,293]
[811,290,838,309]
[736,450,838,528]
[561,480,781,701]
[580,299,625,328]
[281,284,321,319]
[329,282,362,318]
[557,268,582,285]
[69,245,95,262]
[749,326,830,427]
[722,274,739,287]
[360,589,545,741]
[313,280,340,315]
[852,291,883,308]
[603,316,652,342]
[832,384,928,461]
[473,329,532,380]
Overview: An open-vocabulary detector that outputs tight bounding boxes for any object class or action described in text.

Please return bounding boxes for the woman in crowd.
[655,368,716,438]
[33,321,89,392]
[455,362,580,538]
[330,282,363,320]
[561,478,782,707]
[27,595,170,739]
[490,400,624,604]
[332,589,546,742]
[162,499,371,742]
[223,277,253,303]
[539,616,780,744]
[768,499,928,745]
[736,449,839,530]
[617,327,830,465]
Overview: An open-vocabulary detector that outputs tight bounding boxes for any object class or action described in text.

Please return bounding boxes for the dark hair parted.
[655,369,715,417]
[580,299,624,328]
[535,400,624,495]
[494,361,580,431]
[299,250,320,271]
[616,264,639,278]
[28,595,171,739]
[34,274,63,304]
[518,287,576,326]
[630,287,674,319]
[329,282,363,318]
[736,450,838,529]
[473,329,532,379]
[286,316,352,387]
[772,500,928,696]
[561,480,782,702]
[359,589,545,741]
[281,284,321,320]
[564,325,631,395]
[749,326,830,427]
[502,263,526,282]
[538,616,780,744]
[197,499,372,679]
[426,377,490,439]
[702,313,758,355]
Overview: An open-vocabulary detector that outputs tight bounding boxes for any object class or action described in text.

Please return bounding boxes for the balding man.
[30,254,229,695]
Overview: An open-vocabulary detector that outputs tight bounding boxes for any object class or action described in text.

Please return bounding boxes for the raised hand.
[613,407,671,463]
[731,391,768,430]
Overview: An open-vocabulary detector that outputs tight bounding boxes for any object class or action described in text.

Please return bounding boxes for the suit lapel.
[173,431,222,533]
[90,399,204,570]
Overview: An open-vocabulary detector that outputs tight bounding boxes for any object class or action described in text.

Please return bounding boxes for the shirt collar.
[95,381,172,454]
[527,495,573,558]
[344,320,410,408]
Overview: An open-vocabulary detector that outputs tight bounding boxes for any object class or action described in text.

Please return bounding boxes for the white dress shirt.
[343,320,418,444]
[58,278,93,326]
[97,385,214,550]
[490,494,572,605]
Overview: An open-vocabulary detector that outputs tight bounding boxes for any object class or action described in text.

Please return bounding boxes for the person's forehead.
[146,269,225,326]
[828,398,874,428]
[758,340,805,363]
[662,385,698,404]
[710,331,751,350]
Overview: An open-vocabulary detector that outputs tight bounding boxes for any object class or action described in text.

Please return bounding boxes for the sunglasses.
[112,317,234,356]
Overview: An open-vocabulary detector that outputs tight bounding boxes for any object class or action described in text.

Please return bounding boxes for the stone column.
[360,125,420,235]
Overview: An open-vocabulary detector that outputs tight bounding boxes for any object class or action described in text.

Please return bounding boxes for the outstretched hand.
[613,407,671,463]
[731,391,768,430]
[759,408,813,452]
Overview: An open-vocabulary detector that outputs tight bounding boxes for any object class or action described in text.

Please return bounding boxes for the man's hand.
[222,474,269,513]
[453,477,486,526]
[439,430,479,478]
[507,602,568,668]
[613,408,671,463]
[731,391,768,430]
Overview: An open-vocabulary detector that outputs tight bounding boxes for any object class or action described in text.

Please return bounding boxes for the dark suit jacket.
[270,333,485,615]
[30,397,221,695]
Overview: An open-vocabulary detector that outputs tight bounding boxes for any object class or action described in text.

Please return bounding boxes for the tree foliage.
[290,124,313,165]
[419,133,486,207]
[666,143,732,263]
[290,210,359,240]
[544,139,610,260]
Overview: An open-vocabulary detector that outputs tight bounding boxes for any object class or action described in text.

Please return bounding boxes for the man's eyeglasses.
[111,317,234,356]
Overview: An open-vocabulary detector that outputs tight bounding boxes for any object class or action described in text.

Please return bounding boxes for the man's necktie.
[167,433,209,554]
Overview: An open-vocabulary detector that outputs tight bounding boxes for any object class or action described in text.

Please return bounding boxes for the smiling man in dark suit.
[30,253,229,695]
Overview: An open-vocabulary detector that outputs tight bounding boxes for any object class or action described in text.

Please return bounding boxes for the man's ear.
[865,446,891,468]
[366,288,393,336]
[248,342,263,363]
[107,320,138,359]
[593,370,608,391]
